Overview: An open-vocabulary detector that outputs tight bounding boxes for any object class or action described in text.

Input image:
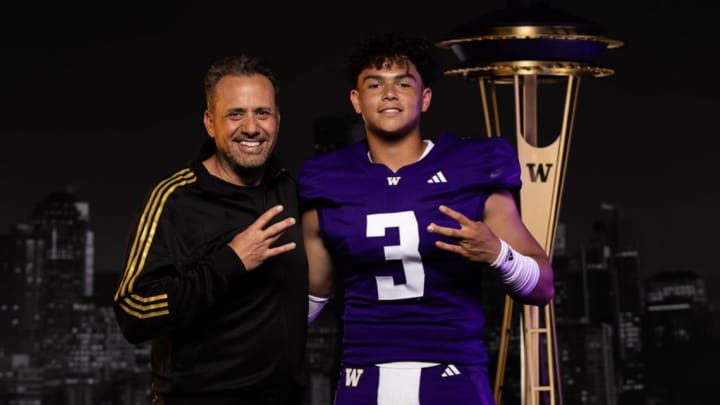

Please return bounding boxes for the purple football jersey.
[299,131,521,366]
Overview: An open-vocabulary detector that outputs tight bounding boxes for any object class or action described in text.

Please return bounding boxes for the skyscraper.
[552,203,646,404]
[27,192,94,381]
[644,270,717,404]
[0,191,150,404]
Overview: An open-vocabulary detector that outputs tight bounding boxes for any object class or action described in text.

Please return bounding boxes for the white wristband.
[308,294,329,324]
[490,239,540,297]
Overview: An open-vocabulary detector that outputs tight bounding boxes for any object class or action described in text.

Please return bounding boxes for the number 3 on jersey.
[366,211,425,300]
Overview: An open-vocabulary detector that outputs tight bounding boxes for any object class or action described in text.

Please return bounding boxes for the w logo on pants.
[345,368,364,387]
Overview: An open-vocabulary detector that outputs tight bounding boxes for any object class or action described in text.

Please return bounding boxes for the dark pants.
[151,384,303,405]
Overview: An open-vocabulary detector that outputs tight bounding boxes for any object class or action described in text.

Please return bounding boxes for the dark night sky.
[2,1,718,300]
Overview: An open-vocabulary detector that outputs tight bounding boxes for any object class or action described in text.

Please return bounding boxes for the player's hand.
[426,205,501,264]
[227,205,297,271]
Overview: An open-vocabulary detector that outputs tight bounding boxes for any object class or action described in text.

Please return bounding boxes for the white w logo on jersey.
[387,176,401,186]
[345,368,364,387]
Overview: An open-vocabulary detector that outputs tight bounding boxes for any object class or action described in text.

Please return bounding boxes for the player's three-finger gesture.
[426,204,501,264]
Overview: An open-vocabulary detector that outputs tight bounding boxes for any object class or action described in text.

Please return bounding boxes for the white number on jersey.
[366,211,425,300]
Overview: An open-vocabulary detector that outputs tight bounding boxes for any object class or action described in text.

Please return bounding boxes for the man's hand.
[227,205,297,271]
[426,204,501,264]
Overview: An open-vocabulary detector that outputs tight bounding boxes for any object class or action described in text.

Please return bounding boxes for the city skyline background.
[2,1,717,301]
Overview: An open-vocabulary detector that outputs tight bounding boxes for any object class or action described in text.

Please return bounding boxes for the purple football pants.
[334,363,494,405]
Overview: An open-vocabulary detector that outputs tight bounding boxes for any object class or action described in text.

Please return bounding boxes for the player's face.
[350,59,431,139]
[204,74,280,173]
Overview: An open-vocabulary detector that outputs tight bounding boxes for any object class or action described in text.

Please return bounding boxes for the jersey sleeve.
[298,146,365,212]
[461,135,522,191]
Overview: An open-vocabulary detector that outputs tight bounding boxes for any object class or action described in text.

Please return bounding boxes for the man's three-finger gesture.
[228,204,297,271]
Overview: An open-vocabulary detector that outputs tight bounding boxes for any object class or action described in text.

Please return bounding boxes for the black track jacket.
[113,141,308,402]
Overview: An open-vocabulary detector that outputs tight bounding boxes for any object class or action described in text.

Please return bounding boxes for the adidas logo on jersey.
[427,171,447,184]
[441,364,461,377]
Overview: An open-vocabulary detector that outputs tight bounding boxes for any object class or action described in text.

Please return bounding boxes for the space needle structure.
[437,2,622,404]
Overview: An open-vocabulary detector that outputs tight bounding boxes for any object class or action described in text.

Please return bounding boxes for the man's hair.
[345,32,438,88]
[203,54,280,112]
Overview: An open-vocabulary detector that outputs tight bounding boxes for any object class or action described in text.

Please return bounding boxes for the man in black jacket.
[113,54,308,404]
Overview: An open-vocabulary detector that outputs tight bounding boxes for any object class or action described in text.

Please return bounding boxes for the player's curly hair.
[345,32,438,88]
